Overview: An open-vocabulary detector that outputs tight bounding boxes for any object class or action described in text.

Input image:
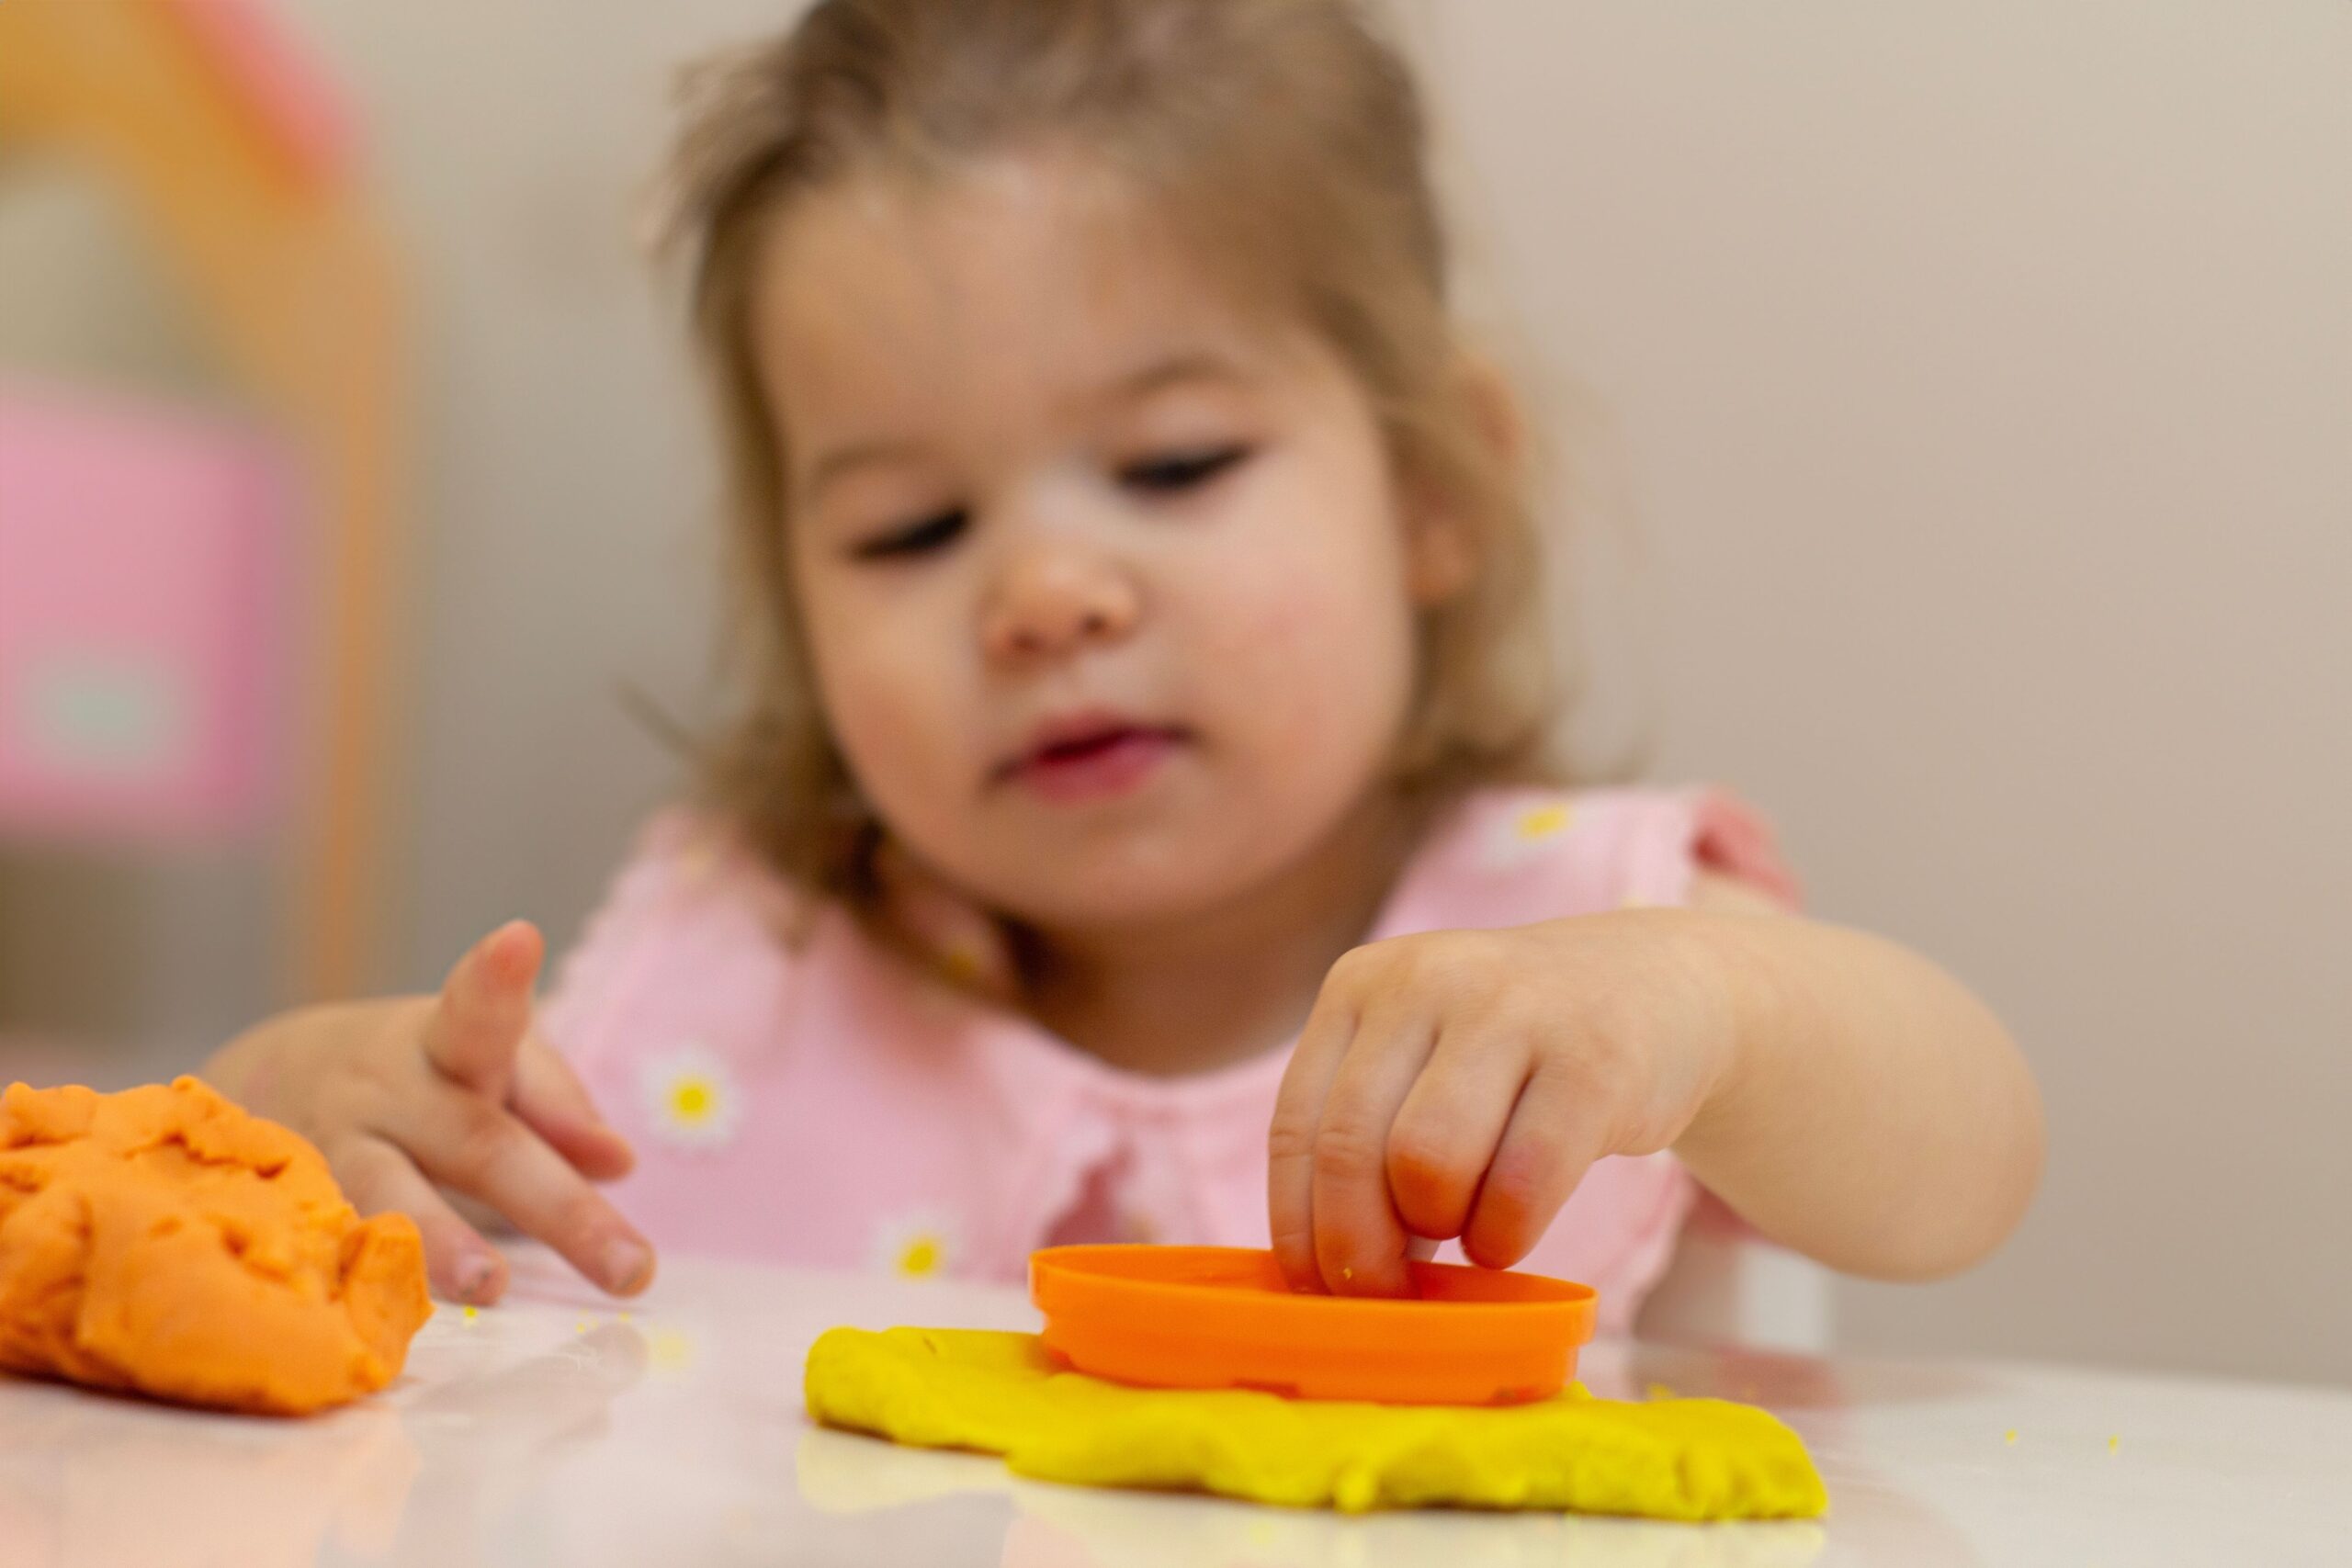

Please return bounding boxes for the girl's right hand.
[202,921,653,1305]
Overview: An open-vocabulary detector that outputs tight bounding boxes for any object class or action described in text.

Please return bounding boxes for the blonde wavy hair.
[659,0,1571,906]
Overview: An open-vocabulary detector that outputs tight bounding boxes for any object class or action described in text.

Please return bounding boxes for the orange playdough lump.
[0,1077,429,1415]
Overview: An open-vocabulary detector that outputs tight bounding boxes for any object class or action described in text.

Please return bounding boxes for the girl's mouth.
[1002,716,1187,804]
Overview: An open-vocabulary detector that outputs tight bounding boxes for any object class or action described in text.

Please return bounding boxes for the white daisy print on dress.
[872,1211,957,1280]
[639,1043,743,1152]
[1480,796,1577,868]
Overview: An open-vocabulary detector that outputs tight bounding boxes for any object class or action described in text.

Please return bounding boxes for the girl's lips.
[1006,724,1184,804]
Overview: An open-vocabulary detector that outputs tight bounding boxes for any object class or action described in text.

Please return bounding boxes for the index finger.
[1268,984,1363,1292]
[423,920,544,1097]
[1304,1007,1437,1299]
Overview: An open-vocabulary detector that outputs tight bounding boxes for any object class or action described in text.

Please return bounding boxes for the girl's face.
[752,155,1456,931]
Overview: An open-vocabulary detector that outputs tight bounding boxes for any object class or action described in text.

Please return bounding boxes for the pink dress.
[539,785,1798,1333]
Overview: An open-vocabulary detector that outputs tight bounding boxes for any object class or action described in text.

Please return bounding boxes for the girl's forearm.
[1672,912,2044,1280]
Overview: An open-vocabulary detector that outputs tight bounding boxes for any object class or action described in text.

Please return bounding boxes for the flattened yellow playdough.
[804,1327,1826,1519]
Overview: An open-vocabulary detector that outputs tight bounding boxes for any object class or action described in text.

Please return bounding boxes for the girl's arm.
[1269,874,2045,1296]
[1670,872,2044,1280]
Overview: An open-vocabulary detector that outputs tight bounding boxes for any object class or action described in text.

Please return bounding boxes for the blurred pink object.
[0,382,289,840]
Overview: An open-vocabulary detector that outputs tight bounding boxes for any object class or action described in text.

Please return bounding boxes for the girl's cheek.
[1196,557,1413,742]
[800,590,956,780]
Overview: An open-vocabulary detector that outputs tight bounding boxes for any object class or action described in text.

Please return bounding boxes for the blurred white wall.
[1413,0,2351,1385]
[15,1,2343,1382]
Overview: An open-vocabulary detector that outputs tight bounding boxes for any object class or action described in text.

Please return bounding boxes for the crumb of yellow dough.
[2108,1434,2120,1454]
[2005,1428,2019,1445]
[804,1327,1827,1519]
[0,1078,429,1416]
[460,1305,479,1324]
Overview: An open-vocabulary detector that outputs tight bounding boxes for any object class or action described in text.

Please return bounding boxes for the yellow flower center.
[668,1076,717,1123]
[897,1235,944,1277]
[1516,802,1572,840]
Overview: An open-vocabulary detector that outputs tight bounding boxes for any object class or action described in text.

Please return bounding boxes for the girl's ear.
[1458,351,1529,476]
[1406,353,1524,607]
[1406,505,1476,607]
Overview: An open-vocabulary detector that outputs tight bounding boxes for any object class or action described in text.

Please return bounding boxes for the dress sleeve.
[1687,789,1803,909]
[1613,786,1804,912]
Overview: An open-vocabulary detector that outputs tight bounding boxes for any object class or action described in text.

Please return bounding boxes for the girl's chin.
[995,873,1254,934]
[975,844,1275,935]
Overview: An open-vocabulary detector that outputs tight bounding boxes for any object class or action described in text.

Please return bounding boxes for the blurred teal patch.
[19,655,188,774]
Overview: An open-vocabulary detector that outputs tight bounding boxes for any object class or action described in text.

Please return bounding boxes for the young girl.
[206,0,2041,1328]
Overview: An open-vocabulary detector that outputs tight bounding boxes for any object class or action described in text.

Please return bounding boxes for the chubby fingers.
[1270,950,1441,1299]
[1461,1065,1609,1270]
[1272,935,1612,1296]
[1269,974,1359,1293]
[423,921,543,1099]
[1306,998,1439,1298]
[423,922,634,1181]
[1385,1042,1610,1273]
[510,1035,635,1182]
[367,1067,654,1300]
[332,1133,507,1303]
[1385,1024,1532,1244]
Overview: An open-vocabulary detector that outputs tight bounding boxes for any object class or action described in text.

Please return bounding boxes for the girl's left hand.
[1267,911,1740,1297]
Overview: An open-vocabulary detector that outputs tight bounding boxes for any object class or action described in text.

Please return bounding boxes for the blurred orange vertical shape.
[0,0,406,1002]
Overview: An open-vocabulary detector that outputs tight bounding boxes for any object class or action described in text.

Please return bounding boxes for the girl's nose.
[980,547,1141,665]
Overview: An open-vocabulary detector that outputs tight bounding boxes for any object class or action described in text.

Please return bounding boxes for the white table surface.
[2,1247,2346,1567]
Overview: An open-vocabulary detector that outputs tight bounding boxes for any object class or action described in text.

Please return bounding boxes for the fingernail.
[603,1236,653,1293]
[455,1252,496,1303]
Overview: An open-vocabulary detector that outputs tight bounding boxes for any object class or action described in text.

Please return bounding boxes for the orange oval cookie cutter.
[1029,1245,1597,1406]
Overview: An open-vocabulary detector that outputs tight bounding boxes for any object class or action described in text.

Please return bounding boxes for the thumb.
[422,920,544,1098]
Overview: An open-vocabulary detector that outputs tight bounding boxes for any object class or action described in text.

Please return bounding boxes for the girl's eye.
[1119,446,1250,494]
[852,508,968,561]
